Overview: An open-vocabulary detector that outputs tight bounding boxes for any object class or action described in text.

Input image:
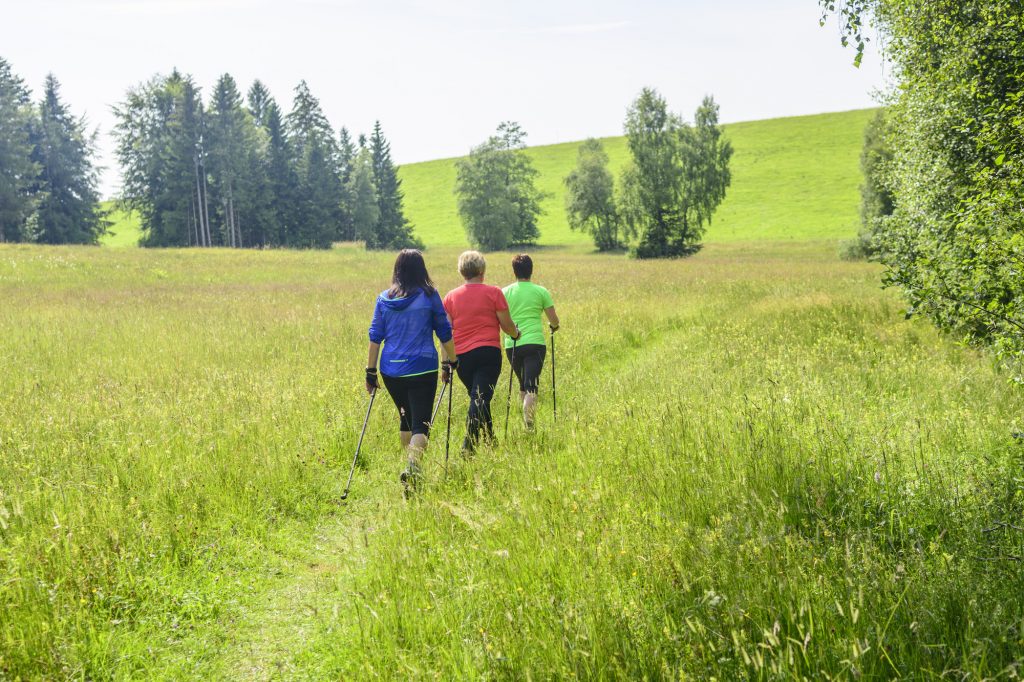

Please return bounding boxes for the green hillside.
[100,109,875,249]
[400,108,876,247]
[99,201,142,247]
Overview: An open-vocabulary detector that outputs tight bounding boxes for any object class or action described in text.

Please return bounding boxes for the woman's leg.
[519,345,546,428]
[404,373,438,470]
[471,348,502,443]
[382,374,413,448]
[456,348,484,450]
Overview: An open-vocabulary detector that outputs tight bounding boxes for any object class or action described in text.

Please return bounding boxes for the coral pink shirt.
[442,283,509,355]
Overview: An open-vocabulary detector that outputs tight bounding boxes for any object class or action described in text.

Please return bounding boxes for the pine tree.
[247,80,272,128]
[263,100,300,246]
[29,74,104,244]
[114,70,205,247]
[0,57,38,242]
[349,147,380,244]
[286,81,343,247]
[335,126,357,240]
[367,121,420,249]
[206,74,251,246]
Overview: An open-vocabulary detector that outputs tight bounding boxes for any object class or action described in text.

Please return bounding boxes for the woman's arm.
[496,309,520,339]
[365,342,381,394]
[544,305,560,331]
[441,339,457,362]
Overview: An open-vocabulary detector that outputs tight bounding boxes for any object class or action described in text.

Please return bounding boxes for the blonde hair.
[458,250,486,280]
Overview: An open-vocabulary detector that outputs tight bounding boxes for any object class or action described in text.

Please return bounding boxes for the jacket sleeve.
[431,291,453,343]
[368,299,385,344]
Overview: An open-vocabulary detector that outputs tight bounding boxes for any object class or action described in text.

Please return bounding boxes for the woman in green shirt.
[502,254,560,428]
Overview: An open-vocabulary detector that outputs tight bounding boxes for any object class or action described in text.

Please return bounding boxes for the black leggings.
[455,346,502,449]
[505,343,546,394]
[382,372,438,437]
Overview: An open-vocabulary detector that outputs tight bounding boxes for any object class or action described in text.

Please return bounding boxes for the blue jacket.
[369,287,453,377]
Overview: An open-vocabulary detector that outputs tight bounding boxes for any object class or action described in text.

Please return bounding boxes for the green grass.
[2,241,1022,678]
[99,201,142,247]
[400,109,877,247]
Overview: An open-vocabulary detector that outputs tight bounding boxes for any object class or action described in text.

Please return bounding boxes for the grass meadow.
[2,241,1023,678]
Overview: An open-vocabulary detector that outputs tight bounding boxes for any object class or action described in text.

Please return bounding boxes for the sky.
[1,0,887,197]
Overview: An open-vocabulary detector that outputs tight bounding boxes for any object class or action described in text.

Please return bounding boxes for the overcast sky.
[2,0,887,197]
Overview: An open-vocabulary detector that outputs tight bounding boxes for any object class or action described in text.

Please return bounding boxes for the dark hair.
[388,249,435,298]
[512,254,533,280]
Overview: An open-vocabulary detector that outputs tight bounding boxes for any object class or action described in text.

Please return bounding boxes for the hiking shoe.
[400,461,422,496]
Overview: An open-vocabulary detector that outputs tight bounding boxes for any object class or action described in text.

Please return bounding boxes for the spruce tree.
[114,70,204,247]
[0,57,38,242]
[29,74,104,244]
[246,80,272,128]
[286,81,343,247]
[368,121,420,249]
[263,100,300,246]
[349,146,380,244]
[337,126,357,240]
[207,74,249,246]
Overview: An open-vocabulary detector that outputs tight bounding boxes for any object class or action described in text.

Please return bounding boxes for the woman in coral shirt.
[443,250,520,450]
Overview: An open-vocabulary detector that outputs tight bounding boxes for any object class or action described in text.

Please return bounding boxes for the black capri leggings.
[455,345,502,449]
[381,372,438,437]
[505,343,546,394]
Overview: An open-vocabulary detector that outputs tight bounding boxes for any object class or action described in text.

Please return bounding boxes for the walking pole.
[430,380,448,427]
[341,388,377,501]
[443,377,453,479]
[550,326,557,422]
[504,336,518,440]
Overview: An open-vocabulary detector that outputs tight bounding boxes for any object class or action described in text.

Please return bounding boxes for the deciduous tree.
[564,139,622,251]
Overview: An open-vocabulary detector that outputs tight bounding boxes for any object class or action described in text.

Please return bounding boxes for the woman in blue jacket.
[366,249,457,492]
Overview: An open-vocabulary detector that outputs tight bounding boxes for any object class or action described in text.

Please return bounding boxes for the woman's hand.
[441,358,458,384]
[365,367,379,394]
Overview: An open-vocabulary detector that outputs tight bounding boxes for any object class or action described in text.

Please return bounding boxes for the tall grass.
[1,242,1021,678]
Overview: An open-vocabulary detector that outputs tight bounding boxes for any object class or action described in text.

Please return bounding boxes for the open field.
[2,241,1022,678]
[100,109,876,250]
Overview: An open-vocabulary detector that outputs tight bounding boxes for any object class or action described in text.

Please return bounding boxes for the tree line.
[452,88,732,258]
[3,53,732,258]
[0,58,104,244]
[114,71,419,249]
[825,0,1024,378]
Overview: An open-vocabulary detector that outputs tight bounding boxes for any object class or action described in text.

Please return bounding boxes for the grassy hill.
[400,108,876,247]
[100,109,876,249]
[99,201,142,247]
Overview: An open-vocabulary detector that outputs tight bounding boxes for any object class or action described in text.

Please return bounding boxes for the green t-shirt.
[502,281,554,348]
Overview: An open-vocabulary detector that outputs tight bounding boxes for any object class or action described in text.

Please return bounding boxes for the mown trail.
[214,514,369,678]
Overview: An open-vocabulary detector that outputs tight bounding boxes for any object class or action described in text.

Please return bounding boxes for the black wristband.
[366,367,377,373]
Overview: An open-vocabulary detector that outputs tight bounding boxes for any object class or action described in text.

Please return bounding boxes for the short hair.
[511,254,533,279]
[458,250,486,279]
